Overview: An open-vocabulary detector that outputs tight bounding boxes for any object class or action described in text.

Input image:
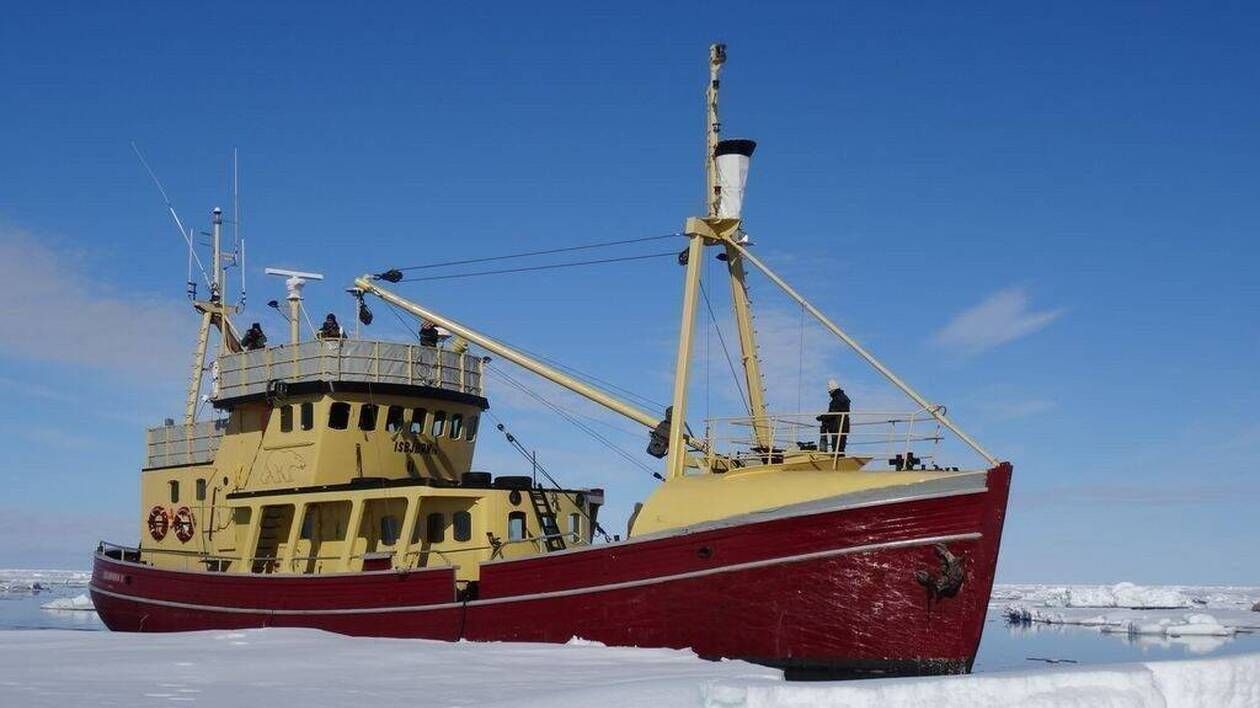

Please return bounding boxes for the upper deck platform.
[213,339,485,405]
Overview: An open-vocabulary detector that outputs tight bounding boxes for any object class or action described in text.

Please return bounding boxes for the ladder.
[251,506,286,573]
[527,488,566,552]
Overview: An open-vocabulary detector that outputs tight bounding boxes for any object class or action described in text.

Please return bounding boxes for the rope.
[485,412,613,543]
[483,363,659,477]
[394,233,681,271]
[398,251,677,282]
[699,281,750,414]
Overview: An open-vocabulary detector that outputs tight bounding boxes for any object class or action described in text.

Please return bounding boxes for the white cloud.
[934,287,1063,355]
[0,226,193,379]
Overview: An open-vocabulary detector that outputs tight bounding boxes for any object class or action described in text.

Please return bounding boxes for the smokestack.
[714,139,757,219]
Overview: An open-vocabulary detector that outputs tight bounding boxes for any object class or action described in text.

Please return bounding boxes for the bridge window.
[426,512,445,543]
[570,512,581,539]
[168,480,179,504]
[466,416,479,442]
[453,511,471,542]
[380,515,401,545]
[410,408,427,435]
[385,406,405,433]
[432,411,446,437]
[196,478,207,501]
[508,512,526,541]
[279,405,293,433]
[358,404,379,431]
[450,414,463,439]
[329,402,351,430]
[300,402,314,431]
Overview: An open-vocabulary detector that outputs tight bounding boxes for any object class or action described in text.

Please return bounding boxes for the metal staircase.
[527,488,566,552]
[251,506,288,573]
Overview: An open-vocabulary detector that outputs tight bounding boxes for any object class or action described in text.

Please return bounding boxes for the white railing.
[145,418,228,469]
[215,339,484,402]
[703,409,952,470]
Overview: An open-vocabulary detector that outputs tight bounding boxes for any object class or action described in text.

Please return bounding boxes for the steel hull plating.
[91,465,1010,679]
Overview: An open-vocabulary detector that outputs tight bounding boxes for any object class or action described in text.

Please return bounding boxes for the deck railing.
[214,339,484,402]
[144,418,228,469]
[704,409,949,469]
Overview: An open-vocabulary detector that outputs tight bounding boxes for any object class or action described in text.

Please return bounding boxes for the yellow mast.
[182,207,239,423]
[706,44,773,451]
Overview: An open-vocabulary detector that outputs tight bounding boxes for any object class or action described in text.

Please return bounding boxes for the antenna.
[130,141,211,294]
[265,268,324,344]
[234,147,245,308]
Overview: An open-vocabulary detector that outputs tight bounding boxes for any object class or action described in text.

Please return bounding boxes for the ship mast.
[706,44,773,452]
[183,207,241,423]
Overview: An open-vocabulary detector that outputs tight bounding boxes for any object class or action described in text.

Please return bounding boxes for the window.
[329,402,351,430]
[359,404,379,431]
[450,414,463,439]
[466,416,479,442]
[380,515,401,545]
[409,408,427,435]
[507,512,527,541]
[168,480,179,503]
[196,478,207,501]
[279,405,293,433]
[453,511,472,542]
[300,402,314,431]
[570,513,581,539]
[385,406,405,433]
[432,411,446,437]
[426,513,445,543]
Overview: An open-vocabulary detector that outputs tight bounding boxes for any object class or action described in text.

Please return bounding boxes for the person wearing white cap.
[817,379,851,453]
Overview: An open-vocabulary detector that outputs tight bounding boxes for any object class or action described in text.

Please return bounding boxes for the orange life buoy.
[147,506,170,541]
[172,506,196,544]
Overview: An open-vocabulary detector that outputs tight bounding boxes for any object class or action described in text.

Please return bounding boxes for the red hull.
[91,464,1011,678]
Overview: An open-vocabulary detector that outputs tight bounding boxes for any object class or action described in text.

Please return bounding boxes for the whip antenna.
[130,141,211,295]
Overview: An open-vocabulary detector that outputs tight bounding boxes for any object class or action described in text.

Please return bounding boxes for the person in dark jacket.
[817,379,851,453]
[241,322,267,351]
[318,313,344,339]
[419,320,440,347]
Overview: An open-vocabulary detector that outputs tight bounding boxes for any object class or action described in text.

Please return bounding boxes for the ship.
[91,45,1012,680]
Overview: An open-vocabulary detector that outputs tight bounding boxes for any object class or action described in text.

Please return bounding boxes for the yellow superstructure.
[139,339,602,582]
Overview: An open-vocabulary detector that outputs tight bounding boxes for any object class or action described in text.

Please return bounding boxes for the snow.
[998,582,1260,636]
[0,569,90,595]
[38,593,94,611]
[0,628,1256,707]
[994,582,1193,609]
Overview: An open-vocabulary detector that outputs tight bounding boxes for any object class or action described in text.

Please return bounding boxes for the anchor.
[915,543,965,601]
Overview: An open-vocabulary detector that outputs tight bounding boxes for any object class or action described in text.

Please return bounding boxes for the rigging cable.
[485,413,613,543]
[393,233,681,272]
[699,280,750,414]
[483,362,660,478]
[379,299,659,478]
[399,251,677,282]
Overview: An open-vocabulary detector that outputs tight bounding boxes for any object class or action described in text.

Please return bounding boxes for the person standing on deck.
[818,379,851,453]
[318,313,344,339]
[419,320,440,347]
[241,322,267,350]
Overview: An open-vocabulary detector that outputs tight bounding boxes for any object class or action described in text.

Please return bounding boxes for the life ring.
[147,506,170,541]
[172,506,196,544]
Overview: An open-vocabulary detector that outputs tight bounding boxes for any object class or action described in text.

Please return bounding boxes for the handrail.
[704,409,956,469]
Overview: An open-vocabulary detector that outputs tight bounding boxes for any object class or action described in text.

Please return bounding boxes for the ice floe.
[0,569,90,595]
[38,593,94,611]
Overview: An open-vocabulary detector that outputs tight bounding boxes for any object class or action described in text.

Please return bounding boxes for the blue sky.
[1,2,1256,582]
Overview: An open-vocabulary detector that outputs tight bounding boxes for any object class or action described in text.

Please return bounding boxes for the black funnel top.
[715,139,757,157]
